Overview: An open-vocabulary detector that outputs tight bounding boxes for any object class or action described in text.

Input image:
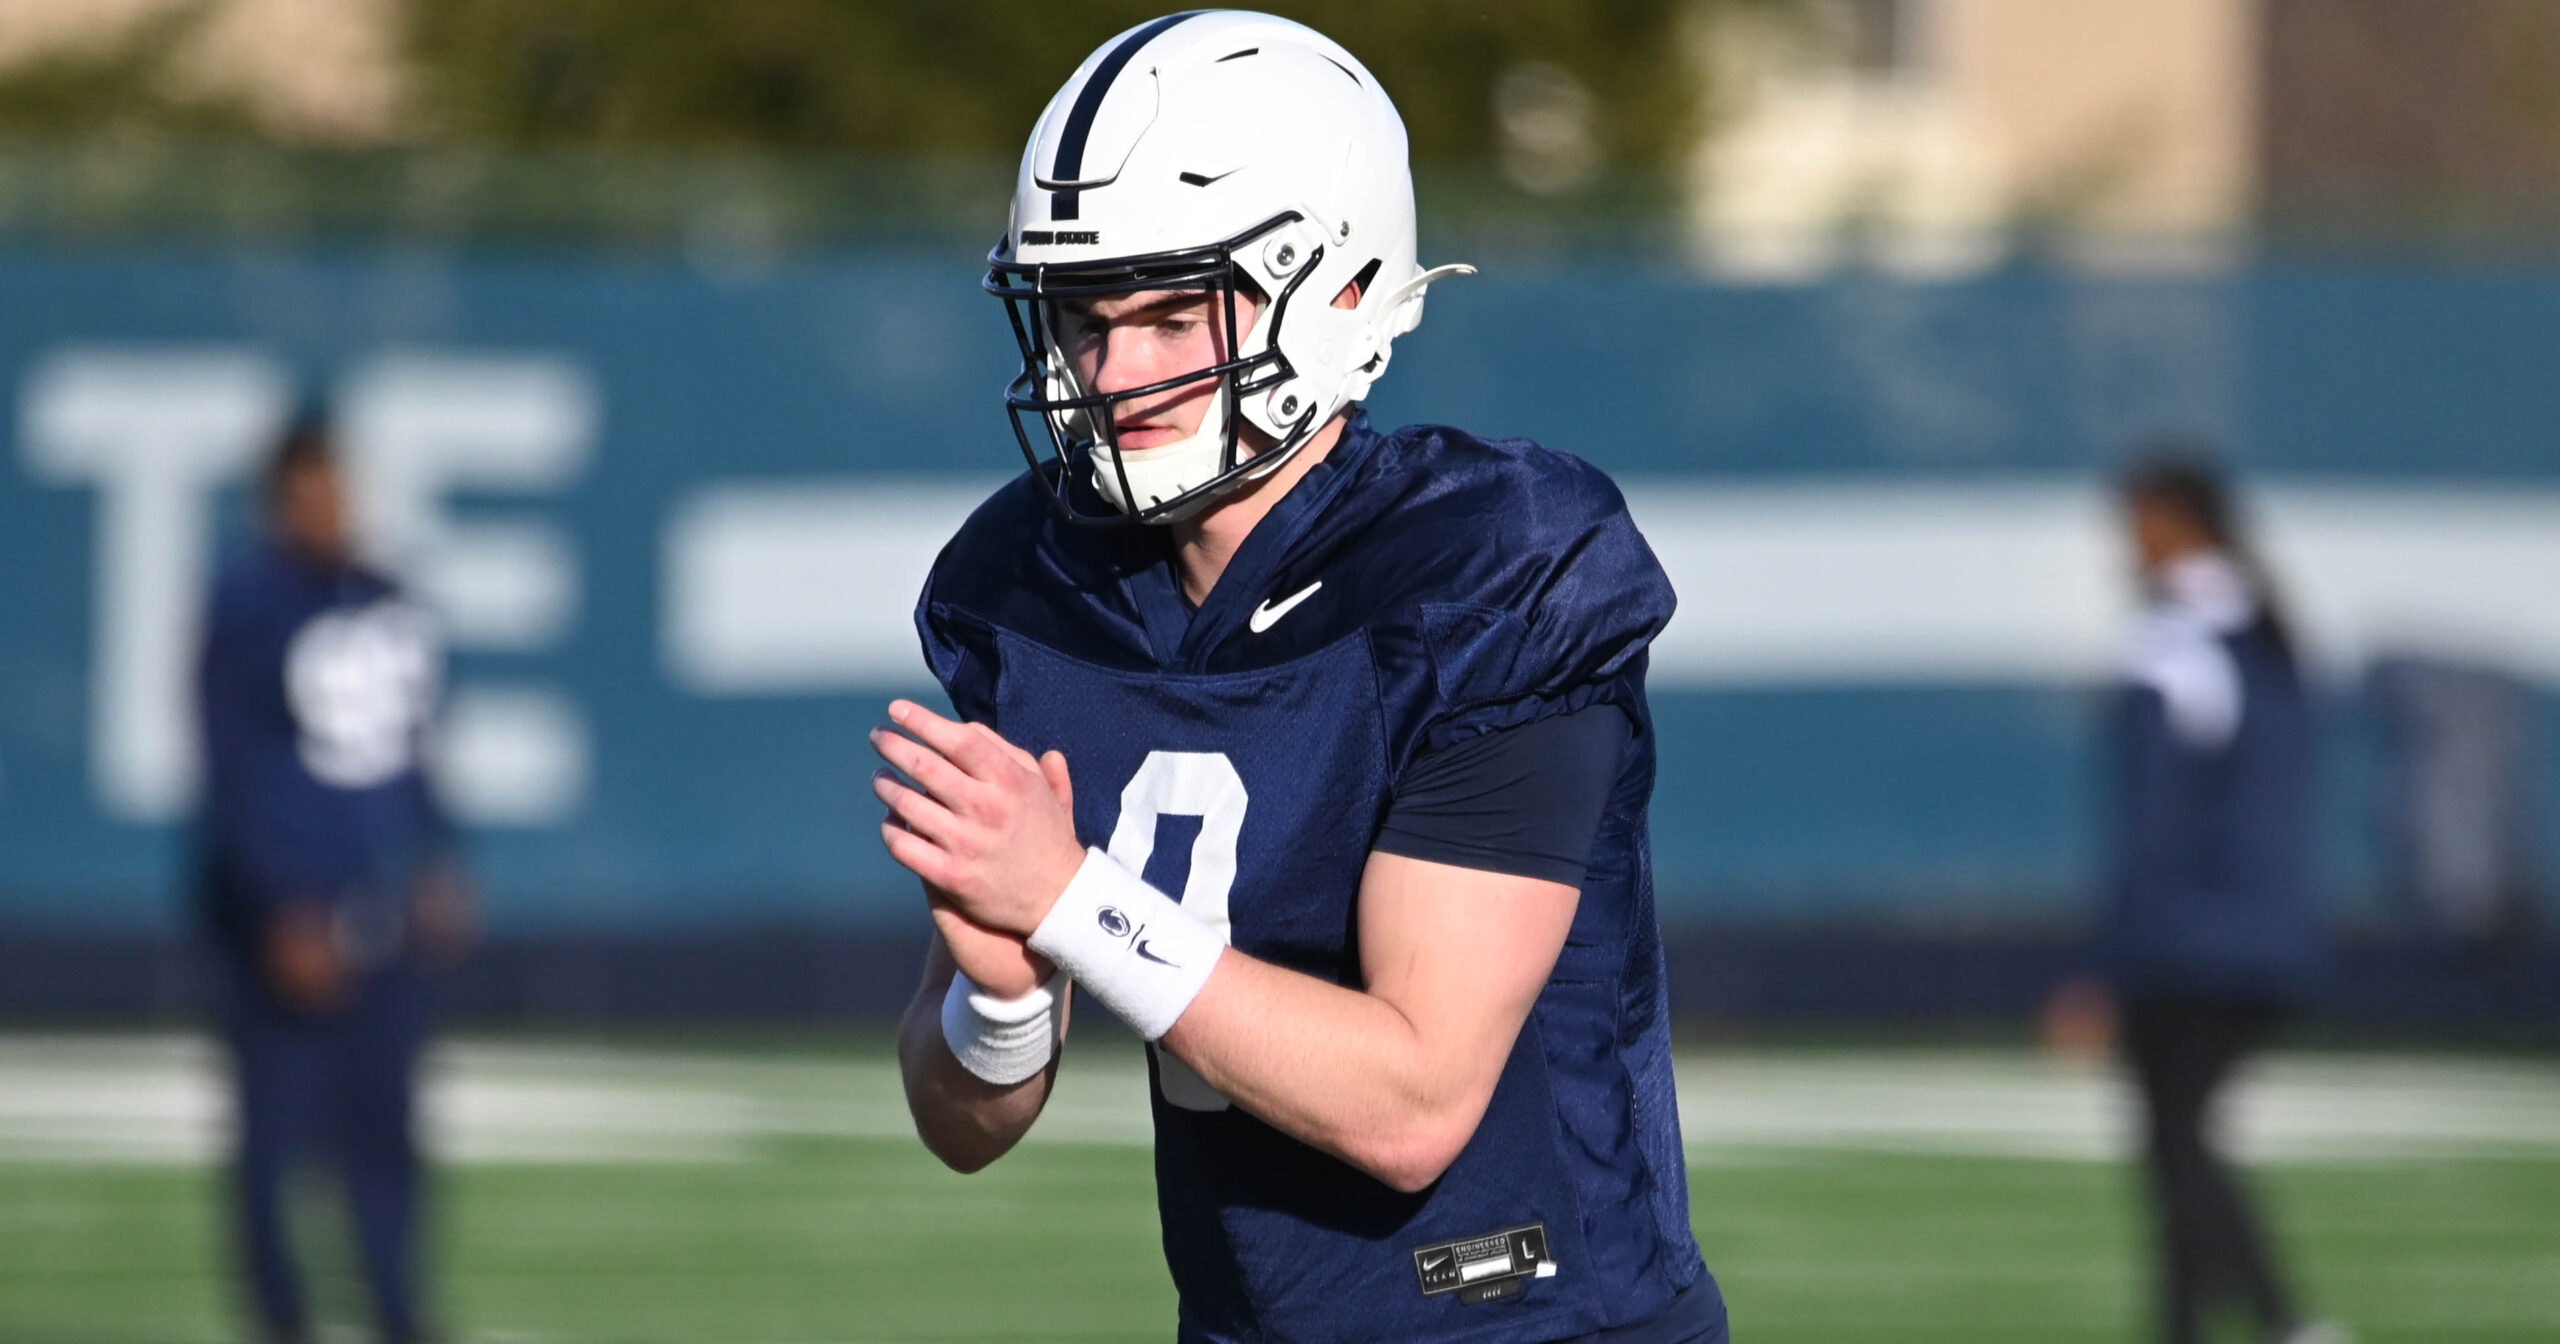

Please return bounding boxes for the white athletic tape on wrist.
[1028,848,1224,1042]
[940,968,1067,1086]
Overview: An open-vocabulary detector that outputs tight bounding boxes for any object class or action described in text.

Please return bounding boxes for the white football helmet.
[986,10,1473,524]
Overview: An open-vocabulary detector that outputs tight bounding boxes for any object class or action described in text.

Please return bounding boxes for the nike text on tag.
[1248,580,1323,633]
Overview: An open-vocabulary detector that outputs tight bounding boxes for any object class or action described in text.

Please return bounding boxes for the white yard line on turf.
[0,1036,2552,1166]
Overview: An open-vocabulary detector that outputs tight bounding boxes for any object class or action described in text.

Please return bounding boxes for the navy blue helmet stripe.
[1050,10,1205,221]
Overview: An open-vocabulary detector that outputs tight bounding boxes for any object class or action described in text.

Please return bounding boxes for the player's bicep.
[1356,704,1630,1082]
[1355,850,1578,1075]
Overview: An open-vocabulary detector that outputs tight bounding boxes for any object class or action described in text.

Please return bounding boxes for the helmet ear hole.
[1345,257,1383,308]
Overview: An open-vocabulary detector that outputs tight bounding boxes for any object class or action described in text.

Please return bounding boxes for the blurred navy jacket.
[2102,553,2324,1003]
[196,540,450,968]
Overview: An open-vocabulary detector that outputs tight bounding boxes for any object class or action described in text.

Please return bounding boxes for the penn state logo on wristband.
[1093,905,1186,968]
[1030,848,1224,1043]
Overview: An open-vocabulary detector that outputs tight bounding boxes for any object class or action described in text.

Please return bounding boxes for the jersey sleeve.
[194,568,331,910]
[1410,455,1675,756]
[913,480,1044,726]
[915,566,1000,725]
[197,574,280,902]
[2123,611,2243,751]
[1375,702,1634,884]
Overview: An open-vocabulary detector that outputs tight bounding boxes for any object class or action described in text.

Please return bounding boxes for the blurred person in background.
[2104,451,2339,1344]
[195,414,472,1344]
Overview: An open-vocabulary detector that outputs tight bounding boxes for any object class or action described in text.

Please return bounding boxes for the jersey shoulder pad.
[346,564,403,602]
[917,469,1061,617]
[1367,424,1673,742]
[2122,610,2243,751]
[914,468,1145,713]
[208,546,275,615]
[1382,422,1638,544]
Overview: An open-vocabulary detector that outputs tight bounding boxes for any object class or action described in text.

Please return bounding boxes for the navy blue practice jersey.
[917,413,1713,1344]
[197,541,448,971]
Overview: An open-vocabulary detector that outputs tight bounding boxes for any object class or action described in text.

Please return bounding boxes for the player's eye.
[1053,311,1102,350]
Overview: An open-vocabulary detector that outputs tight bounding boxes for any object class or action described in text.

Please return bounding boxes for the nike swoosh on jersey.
[1247,580,1323,633]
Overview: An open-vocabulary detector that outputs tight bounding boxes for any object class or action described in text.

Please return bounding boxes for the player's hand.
[922,749,1066,998]
[928,888,1054,998]
[264,903,350,1015]
[872,700,1086,939]
[411,858,479,969]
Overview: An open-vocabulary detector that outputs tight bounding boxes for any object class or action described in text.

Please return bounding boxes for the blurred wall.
[1689,0,2259,277]
[2262,0,2560,220]
[3,246,2559,942]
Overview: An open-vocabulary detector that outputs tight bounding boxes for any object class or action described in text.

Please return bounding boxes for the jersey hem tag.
[1412,1222,1550,1303]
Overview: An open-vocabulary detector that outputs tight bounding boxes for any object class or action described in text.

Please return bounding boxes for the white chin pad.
[1090,372,1239,520]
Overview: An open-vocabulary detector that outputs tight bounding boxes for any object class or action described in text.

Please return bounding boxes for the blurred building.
[2261,0,2560,234]
[0,0,402,142]
[1688,0,2560,277]
[1690,0,2257,277]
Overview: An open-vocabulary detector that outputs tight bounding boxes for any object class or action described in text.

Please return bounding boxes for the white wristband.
[940,968,1067,1085]
[1027,848,1224,1042]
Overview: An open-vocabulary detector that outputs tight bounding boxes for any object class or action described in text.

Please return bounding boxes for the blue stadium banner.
[4,250,2558,933]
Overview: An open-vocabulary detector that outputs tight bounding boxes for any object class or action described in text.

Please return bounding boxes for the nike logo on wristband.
[1135,938,1179,967]
[1248,580,1322,633]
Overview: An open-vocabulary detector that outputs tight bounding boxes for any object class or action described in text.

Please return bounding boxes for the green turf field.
[2,1036,2555,1343]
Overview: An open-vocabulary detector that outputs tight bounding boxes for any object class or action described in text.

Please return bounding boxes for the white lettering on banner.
[338,353,597,650]
[338,353,600,826]
[19,345,599,827]
[20,349,294,819]
[661,478,2560,693]
[433,687,588,827]
[661,478,1010,694]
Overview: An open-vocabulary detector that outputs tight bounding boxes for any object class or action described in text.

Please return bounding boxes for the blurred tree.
[408,1,1712,174]
[0,2,1758,245]
[0,3,258,139]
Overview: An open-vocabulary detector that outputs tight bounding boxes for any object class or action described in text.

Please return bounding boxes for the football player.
[878,13,1725,1343]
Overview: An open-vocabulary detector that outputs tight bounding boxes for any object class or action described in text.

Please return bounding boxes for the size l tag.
[1413,1223,1551,1303]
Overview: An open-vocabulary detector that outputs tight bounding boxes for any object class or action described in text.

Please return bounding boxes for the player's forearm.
[1160,953,1493,1194]
[895,967,1060,1173]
